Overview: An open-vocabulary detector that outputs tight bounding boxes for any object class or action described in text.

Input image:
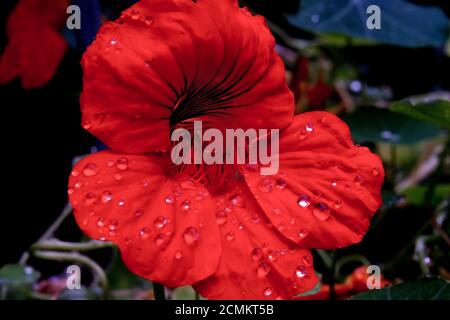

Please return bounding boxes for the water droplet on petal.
[154,233,165,246]
[154,216,168,229]
[83,163,98,176]
[165,195,175,204]
[276,178,287,190]
[174,251,183,259]
[272,208,282,216]
[229,194,245,207]
[263,287,274,297]
[297,194,311,208]
[117,199,126,207]
[305,123,314,133]
[71,170,79,177]
[331,180,337,187]
[116,158,129,171]
[68,188,75,195]
[183,227,199,246]
[298,229,309,239]
[354,175,364,185]
[109,38,118,46]
[258,178,274,193]
[302,256,312,267]
[139,228,150,239]
[108,220,118,231]
[130,9,140,20]
[251,248,263,261]
[97,217,105,227]
[114,173,123,181]
[215,210,227,226]
[313,203,331,221]
[296,266,307,278]
[135,209,143,217]
[226,232,235,241]
[102,190,112,203]
[334,200,342,209]
[85,192,96,205]
[257,262,271,277]
[144,16,154,26]
[181,200,190,211]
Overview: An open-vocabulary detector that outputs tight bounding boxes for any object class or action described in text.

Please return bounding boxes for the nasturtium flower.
[68,0,384,300]
[0,0,69,89]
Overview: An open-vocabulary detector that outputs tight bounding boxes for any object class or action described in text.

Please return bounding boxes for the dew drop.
[165,195,175,204]
[174,251,183,259]
[226,231,235,241]
[302,256,312,267]
[215,210,227,226]
[139,227,150,239]
[117,199,126,207]
[295,266,307,278]
[305,123,314,133]
[257,262,271,277]
[71,170,79,177]
[229,194,244,208]
[144,16,154,26]
[154,216,168,229]
[102,190,112,203]
[97,217,105,228]
[116,157,129,171]
[251,248,263,261]
[331,180,337,187]
[154,233,165,246]
[276,178,287,190]
[298,229,309,239]
[183,227,200,246]
[354,175,364,185]
[82,163,98,176]
[135,209,144,217]
[130,9,140,20]
[263,287,273,297]
[109,38,118,46]
[334,200,342,209]
[68,188,75,195]
[181,200,191,211]
[114,173,123,181]
[108,220,118,231]
[85,192,96,205]
[312,203,331,221]
[297,194,311,208]
[258,178,274,193]
[272,208,282,216]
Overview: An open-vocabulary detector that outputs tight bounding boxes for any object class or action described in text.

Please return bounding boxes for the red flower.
[68,0,384,299]
[0,0,68,89]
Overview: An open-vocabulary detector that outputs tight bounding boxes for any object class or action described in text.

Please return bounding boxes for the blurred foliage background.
[0,0,449,300]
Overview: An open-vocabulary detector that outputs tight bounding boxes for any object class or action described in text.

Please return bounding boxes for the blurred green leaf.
[350,278,450,300]
[391,97,450,129]
[172,286,198,300]
[107,254,150,290]
[0,264,40,287]
[402,184,450,206]
[288,0,450,48]
[343,107,441,144]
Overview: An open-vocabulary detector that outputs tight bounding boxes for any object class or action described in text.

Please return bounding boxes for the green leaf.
[391,96,450,129]
[288,0,450,48]
[342,107,441,144]
[0,264,40,287]
[172,286,199,300]
[402,184,450,206]
[350,278,450,300]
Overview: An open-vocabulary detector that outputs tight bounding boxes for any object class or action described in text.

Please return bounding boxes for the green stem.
[31,239,115,252]
[153,282,166,300]
[32,250,109,300]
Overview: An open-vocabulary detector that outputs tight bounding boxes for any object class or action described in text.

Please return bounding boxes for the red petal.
[193,180,317,300]
[241,112,384,249]
[81,0,293,154]
[68,151,221,287]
